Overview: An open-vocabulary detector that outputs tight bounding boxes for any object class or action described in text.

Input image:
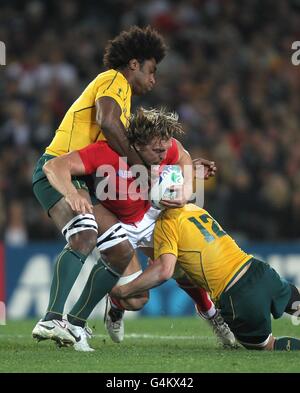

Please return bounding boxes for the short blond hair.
[127,107,184,146]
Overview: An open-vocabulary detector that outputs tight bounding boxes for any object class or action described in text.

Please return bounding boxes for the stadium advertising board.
[4,242,300,319]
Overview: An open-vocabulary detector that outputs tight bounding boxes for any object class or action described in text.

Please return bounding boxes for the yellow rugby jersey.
[46,69,131,156]
[154,204,252,302]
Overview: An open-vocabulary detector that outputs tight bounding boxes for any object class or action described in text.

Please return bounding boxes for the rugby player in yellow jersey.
[111,204,300,351]
[31,26,169,350]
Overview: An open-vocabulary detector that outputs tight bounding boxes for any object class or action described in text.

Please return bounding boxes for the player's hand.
[193,158,217,180]
[110,285,122,299]
[65,191,93,215]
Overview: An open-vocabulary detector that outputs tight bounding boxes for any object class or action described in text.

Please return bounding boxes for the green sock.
[67,258,119,326]
[44,247,86,321]
[274,337,300,351]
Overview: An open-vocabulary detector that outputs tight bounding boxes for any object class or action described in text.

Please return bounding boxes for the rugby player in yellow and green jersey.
[31,26,168,348]
[112,204,300,351]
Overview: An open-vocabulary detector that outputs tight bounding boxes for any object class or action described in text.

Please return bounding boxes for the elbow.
[42,159,54,176]
[158,265,173,282]
[43,157,63,179]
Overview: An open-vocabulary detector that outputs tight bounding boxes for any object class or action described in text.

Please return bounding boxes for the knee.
[240,335,275,351]
[102,242,134,274]
[69,231,97,256]
[285,284,300,315]
[119,292,149,311]
[118,243,135,267]
[262,336,275,351]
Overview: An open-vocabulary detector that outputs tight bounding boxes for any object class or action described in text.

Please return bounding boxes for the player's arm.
[112,214,179,298]
[160,139,194,208]
[111,253,177,299]
[96,97,143,166]
[43,151,93,214]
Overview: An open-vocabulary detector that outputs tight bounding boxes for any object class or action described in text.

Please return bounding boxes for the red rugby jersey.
[78,139,179,223]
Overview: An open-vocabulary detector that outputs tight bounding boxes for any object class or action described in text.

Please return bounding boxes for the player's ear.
[128,59,140,71]
[134,143,140,151]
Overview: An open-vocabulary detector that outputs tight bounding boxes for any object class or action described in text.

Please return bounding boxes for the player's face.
[137,138,172,165]
[133,58,157,95]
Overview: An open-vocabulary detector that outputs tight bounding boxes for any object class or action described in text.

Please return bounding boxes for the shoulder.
[159,208,180,224]
[96,70,127,87]
[79,141,119,167]
[94,141,119,158]
[180,204,206,218]
[94,70,130,104]
[95,69,118,81]
[93,69,120,91]
[79,141,114,156]
[163,204,203,220]
[155,210,180,240]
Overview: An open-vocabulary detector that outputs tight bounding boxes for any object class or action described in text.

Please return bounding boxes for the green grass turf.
[0,317,299,373]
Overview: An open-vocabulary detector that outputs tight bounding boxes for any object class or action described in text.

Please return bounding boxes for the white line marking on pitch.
[0,333,214,340]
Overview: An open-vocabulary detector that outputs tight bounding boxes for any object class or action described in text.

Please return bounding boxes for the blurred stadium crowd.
[1,0,300,244]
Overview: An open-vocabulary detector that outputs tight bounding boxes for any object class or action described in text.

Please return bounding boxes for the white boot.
[196,307,238,348]
[67,322,95,352]
[32,319,75,346]
[104,296,125,343]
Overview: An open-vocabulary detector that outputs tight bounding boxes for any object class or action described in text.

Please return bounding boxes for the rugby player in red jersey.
[40,107,236,351]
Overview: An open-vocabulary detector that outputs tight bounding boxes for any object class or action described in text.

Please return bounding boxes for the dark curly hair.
[127,107,184,146]
[103,26,167,69]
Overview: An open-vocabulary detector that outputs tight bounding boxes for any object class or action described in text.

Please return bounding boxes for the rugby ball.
[150,165,184,209]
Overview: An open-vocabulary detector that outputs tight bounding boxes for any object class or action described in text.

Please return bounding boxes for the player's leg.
[104,252,148,343]
[269,283,300,351]
[173,268,237,348]
[175,274,216,318]
[32,156,130,349]
[235,333,300,351]
[102,209,160,344]
[220,258,300,351]
[44,191,99,321]
[109,251,149,311]
[32,157,99,325]
[32,182,99,346]
[65,203,135,350]
[232,282,300,351]
[283,283,300,316]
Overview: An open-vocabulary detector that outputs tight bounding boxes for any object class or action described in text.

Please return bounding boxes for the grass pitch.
[0,317,299,373]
